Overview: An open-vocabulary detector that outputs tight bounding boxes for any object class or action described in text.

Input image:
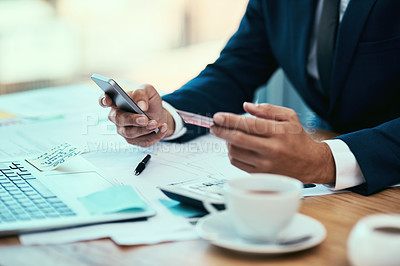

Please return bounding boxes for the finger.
[128,84,158,112]
[99,94,114,107]
[243,102,300,122]
[213,112,280,136]
[229,158,256,173]
[109,108,157,128]
[227,143,262,166]
[210,126,267,152]
[116,125,159,139]
[125,124,169,147]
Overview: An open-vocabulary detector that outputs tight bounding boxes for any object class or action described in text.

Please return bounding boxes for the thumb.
[128,89,149,112]
[243,102,298,122]
[137,100,147,111]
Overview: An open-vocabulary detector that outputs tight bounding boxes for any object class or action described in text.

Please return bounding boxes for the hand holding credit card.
[176,110,214,128]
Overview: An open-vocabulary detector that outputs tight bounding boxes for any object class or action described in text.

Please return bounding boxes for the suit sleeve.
[337,117,400,195]
[162,0,278,142]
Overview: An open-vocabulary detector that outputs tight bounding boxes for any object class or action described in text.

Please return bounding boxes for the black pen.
[134,154,151,176]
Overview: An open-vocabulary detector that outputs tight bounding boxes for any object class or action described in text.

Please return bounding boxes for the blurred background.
[0,0,248,94]
[1,0,324,129]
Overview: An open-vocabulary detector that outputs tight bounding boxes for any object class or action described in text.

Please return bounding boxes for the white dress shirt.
[163,0,365,190]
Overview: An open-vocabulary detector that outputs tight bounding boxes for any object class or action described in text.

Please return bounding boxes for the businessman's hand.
[210,102,335,184]
[99,84,175,147]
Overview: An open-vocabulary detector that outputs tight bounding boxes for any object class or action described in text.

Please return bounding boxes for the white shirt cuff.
[323,139,366,190]
[162,101,187,140]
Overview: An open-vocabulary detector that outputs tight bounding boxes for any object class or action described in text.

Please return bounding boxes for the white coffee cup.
[347,214,400,266]
[204,173,303,243]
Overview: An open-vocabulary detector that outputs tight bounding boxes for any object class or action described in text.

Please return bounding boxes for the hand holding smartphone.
[91,73,159,133]
[91,74,150,116]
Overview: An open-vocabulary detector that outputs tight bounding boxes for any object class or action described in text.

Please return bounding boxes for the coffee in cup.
[204,173,303,243]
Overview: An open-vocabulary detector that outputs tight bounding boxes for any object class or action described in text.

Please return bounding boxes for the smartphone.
[91,73,151,119]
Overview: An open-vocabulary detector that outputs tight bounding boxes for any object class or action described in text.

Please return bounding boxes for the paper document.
[26,142,83,171]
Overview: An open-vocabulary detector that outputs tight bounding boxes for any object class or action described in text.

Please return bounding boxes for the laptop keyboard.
[0,162,76,223]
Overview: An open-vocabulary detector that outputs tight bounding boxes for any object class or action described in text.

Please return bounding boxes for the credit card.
[176,110,214,128]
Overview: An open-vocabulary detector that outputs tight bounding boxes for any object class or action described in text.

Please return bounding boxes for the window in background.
[0,0,248,94]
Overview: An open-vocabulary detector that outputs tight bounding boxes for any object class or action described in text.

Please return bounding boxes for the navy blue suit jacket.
[162,0,400,195]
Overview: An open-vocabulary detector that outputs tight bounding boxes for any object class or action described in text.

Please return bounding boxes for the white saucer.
[196,211,326,254]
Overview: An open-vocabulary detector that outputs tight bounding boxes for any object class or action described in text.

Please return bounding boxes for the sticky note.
[0,110,15,119]
[159,199,206,218]
[27,142,83,171]
[78,186,147,214]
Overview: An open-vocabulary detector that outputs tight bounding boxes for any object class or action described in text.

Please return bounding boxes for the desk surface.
[0,86,398,265]
[0,187,399,266]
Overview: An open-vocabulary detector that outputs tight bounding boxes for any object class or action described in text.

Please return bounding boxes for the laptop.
[0,156,156,237]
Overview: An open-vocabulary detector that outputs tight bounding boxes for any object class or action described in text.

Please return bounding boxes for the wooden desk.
[0,187,399,266]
